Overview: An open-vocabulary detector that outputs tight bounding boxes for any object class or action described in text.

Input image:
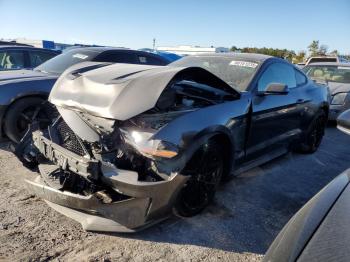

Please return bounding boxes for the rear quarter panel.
[299,81,329,132]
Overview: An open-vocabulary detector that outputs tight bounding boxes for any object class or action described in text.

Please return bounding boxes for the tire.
[174,141,224,217]
[296,111,327,154]
[3,97,50,143]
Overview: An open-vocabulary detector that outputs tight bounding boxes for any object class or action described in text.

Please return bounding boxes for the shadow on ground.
[104,127,350,254]
[0,140,13,152]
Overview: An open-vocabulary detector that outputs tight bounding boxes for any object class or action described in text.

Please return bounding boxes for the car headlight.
[120,129,178,159]
[331,92,348,105]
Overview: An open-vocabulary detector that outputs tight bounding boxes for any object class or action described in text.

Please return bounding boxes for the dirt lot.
[0,127,350,262]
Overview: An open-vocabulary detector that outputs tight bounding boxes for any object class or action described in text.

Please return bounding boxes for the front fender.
[153,97,251,174]
[0,78,56,106]
[153,97,251,146]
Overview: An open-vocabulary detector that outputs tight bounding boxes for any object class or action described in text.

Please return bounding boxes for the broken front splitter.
[25,166,188,232]
[26,176,154,232]
[26,130,189,232]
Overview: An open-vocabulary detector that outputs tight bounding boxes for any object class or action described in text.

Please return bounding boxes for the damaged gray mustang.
[16,53,329,232]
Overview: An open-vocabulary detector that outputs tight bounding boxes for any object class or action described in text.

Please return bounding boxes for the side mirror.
[337,109,350,135]
[259,83,289,95]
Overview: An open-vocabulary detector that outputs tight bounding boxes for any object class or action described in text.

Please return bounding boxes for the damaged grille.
[55,119,88,156]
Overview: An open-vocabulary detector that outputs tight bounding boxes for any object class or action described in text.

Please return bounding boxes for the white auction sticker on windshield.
[230,60,258,68]
[73,54,89,60]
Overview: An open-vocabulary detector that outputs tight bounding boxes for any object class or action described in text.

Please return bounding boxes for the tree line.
[230,40,349,64]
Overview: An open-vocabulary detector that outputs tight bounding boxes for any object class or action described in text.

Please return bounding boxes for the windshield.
[170,56,260,91]
[303,65,350,84]
[35,49,99,74]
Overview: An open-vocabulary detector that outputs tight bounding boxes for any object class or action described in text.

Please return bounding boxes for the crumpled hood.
[49,63,237,121]
[0,69,57,84]
[328,82,350,94]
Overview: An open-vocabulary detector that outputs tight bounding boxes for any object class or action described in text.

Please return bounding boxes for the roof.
[0,40,32,47]
[68,46,169,53]
[0,46,60,53]
[79,47,166,54]
[305,62,350,67]
[193,52,273,62]
[308,56,338,59]
[63,47,169,61]
[68,46,129,52]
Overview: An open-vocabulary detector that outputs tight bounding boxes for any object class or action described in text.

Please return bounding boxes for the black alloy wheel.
[4,97,51,143]
[308,114,326,151]
[175,142,224,217]
[298,111,327,153]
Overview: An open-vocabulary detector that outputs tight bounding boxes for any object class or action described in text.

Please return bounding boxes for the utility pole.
[153,38,156,51]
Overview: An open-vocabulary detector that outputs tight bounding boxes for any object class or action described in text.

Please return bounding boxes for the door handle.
[296,99,306,104]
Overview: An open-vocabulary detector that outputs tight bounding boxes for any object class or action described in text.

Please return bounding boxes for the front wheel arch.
[3,95,48,143]
[208,133,234,181]
[174,139,226,217]
[180,130,234,180]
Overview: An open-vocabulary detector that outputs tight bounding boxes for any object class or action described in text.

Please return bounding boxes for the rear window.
[95,51,137,63]
[137,55,165,65]
[308,58,337,64]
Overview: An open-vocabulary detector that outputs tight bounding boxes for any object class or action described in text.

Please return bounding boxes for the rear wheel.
[174,142,224,217]
[297,111,327,153]
[4,97,51,143]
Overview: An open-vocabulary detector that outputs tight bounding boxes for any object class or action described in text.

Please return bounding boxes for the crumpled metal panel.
[49,63,237,120]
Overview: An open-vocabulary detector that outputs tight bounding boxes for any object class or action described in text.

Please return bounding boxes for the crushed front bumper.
[27,130,188,232]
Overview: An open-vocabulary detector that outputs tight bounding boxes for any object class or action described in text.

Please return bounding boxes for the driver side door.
[246,62,303,160]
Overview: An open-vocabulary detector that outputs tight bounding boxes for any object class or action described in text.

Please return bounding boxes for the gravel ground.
[0,127,350,262]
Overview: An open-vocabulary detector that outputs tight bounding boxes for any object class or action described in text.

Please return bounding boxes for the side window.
[95,51,137,64]
[295,69,307,86]
[0,51,25,70]
[0,51,6,70]
[29,51,56,68]
[258,63,297,91]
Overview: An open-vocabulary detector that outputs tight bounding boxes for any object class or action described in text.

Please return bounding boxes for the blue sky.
[1,0,349,54]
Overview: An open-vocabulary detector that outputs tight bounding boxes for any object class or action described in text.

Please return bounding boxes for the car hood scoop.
[49,63,238,120]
